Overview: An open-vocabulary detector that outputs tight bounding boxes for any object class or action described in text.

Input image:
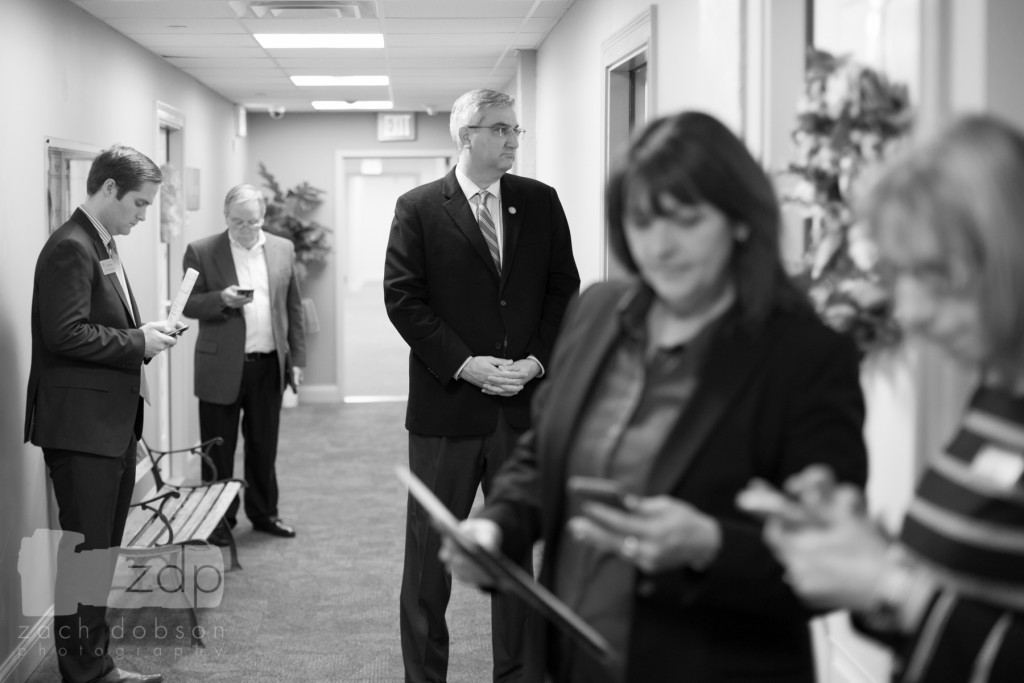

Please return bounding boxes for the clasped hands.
[460,356,540,396]
[736,465,891,612]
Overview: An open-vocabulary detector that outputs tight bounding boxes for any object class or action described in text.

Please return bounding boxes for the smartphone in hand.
[236,288,254,297]
[567,476,629,511]
[169,324,190,338]
[736,480,821,527]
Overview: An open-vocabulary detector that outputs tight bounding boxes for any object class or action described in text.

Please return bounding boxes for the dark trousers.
[44,441,137,683]
[401,411,533,683]
[198,353,282,526]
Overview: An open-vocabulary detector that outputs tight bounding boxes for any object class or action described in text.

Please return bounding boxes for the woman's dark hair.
[86,145,163,198]
[606,111,810,327]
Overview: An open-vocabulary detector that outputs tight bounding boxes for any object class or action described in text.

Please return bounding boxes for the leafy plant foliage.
[258,162,332,280]
[782,48,913,355]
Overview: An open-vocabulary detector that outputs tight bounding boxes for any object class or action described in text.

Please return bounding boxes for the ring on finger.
[620,535,640,559]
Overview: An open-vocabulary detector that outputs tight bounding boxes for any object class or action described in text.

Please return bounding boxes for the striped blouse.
[895,385,1024,683]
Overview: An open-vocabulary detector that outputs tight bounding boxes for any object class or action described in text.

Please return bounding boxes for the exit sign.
[377,113,417,141]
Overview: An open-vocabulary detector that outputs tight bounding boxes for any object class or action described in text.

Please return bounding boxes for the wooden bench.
[119,437,244,646]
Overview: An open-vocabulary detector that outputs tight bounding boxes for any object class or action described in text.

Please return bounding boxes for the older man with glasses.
[182,183,306,543]
[385,88,580,683]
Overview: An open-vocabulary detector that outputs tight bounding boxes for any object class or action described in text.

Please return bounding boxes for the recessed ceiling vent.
[236,1,378,20]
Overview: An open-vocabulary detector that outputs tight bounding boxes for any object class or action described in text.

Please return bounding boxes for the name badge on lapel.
[100,259,117,275]
[971,444,1024,489]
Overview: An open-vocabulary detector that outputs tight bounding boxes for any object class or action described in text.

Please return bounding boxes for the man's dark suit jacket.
[182,231,306,405]
[480,280,869,683]
[384,169,580,436]
[25,208,147,456]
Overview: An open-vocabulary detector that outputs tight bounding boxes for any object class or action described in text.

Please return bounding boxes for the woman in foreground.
[443,111,868,682]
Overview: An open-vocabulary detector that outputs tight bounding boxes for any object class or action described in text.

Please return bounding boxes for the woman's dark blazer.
[480,280,869,683]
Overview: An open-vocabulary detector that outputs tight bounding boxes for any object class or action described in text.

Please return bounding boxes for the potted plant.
[781,48,913,355]
[257,162,332,282]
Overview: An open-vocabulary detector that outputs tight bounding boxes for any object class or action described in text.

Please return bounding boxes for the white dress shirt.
[455,165,504,261]
[229,230,276,354]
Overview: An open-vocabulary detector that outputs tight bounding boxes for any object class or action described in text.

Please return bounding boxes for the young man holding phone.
[25,145,175,683]
[182,184,306,543]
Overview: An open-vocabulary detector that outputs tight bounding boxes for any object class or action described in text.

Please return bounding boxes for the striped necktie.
[107,239,134,323]
[475,190,501,273]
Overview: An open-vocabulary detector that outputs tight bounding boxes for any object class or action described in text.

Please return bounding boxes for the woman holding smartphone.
[442,111,868,683]
[741,115,1024,683]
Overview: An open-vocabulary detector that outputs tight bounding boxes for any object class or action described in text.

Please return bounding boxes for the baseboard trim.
[343,395,407,404]
[1,609,53,683]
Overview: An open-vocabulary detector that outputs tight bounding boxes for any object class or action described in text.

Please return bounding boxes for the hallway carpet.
[27,401,494,682]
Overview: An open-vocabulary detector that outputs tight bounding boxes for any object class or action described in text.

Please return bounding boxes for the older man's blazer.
[182,231,306,405]
[384,169,580,436]
[24,209,147,457]
[481,280,869,683]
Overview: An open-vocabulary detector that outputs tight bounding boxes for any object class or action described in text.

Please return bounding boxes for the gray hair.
[449,89,516,146]
[223,183,267,216]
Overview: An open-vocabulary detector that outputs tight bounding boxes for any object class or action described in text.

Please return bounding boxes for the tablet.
[395,465,617,668]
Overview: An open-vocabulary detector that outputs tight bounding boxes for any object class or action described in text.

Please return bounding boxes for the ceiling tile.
[71,1,240,20]
[69,0,578,112]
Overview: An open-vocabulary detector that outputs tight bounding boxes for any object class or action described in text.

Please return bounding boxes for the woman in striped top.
[738,114,1024,683]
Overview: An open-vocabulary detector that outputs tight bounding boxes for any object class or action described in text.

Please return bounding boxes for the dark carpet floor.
[27,401,495,682]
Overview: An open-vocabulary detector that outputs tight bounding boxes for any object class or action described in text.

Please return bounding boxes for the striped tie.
[475,190,501,273]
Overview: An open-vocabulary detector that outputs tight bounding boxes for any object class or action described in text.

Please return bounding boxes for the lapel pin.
[508,206,517,215]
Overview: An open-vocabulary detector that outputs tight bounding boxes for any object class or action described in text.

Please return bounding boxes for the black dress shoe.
[252,518,296,538]
[95,667,164,683]
[207,525,232,547]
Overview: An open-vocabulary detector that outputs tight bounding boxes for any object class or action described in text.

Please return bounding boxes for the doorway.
[155,102,191,481]
[335,153,452,401]
[603,8,655,281]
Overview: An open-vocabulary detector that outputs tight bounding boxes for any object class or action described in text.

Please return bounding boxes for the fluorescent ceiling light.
[254,33,384,49]
[312,100,394,110]
[291,75,389,87]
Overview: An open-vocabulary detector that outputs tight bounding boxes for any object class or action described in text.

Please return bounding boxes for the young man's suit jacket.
[25,208,147,457]
[383,168,580,436]
[182,231,306,405]
[480,280,869,683]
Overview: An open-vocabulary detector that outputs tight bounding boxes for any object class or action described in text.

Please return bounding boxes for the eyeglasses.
[876,259,974,298]
[466,125,527,139]
[228,217,263,229]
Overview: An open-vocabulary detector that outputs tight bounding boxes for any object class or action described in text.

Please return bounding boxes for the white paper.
[167,267,199,328]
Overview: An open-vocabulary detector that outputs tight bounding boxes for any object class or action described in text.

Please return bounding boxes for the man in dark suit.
[25,145,178,683]
[183,184,306,541]
[384,89,580,683]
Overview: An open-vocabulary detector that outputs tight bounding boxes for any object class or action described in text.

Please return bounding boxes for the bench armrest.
[148,437,224,482]
[127,489,182,545]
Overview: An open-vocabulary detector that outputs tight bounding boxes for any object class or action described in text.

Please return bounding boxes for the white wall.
[0,0,244,679]
[533,0,745,289]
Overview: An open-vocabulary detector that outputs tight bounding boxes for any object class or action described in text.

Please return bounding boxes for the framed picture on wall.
[45,137,100,233]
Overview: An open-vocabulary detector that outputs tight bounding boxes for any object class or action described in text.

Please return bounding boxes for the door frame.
[325,150,453,403]
[601,6,657,280]
[155,101,191,480]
